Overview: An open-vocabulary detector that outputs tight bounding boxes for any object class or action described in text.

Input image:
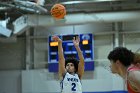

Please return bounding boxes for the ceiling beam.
[60,0,129,4]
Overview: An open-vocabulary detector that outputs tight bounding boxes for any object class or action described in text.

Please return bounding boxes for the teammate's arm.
[73,36,85,79]
[52,36,66,79]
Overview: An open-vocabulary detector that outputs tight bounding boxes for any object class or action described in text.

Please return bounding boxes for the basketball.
[51,4,66,19]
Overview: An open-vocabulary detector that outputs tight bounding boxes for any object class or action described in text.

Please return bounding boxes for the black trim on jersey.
[60,72,67,92]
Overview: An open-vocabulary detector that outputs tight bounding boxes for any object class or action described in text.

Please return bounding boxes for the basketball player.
[52,36,84,93]
[107,47,140,93]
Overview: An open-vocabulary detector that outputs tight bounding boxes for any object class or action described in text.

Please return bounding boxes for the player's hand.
[73,36,80,47]
[52,36,62,43]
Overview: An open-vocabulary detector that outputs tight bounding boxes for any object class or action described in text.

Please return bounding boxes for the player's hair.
[108,47,134,67]
[65,57,79,73]
[133,53,140,64]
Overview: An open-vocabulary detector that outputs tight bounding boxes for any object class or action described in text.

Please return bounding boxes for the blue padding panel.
[84,62,94,71]
[48,63,58,72]
[83,91,128,93]
[46,91,128,93]
[48,61,94,72]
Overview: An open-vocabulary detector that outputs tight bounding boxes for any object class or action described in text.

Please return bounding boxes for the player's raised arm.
[52,36,66,79]
[73,36,85,79]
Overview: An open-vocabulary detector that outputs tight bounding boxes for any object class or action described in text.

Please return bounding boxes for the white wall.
[0,71,21,93]
[21,69,113,93]
[0,38,25,70]
[0,69,124,93]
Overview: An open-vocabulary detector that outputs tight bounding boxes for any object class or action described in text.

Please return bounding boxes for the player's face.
[66,63,75,73]
[110,60,119,74]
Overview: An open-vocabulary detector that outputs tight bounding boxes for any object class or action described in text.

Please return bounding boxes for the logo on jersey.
[67,78,79,82]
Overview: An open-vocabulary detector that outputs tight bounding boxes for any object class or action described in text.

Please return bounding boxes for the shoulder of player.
[59,71,67,80]
[128,70,140,82]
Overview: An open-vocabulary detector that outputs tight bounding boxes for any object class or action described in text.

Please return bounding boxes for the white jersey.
[60,72,82,93]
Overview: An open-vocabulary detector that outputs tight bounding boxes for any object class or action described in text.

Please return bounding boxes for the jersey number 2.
[71,83,76,91]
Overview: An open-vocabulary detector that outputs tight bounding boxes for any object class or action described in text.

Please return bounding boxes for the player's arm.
[129,71,140,91]
[73,36,85,79]
[52,36,66,79]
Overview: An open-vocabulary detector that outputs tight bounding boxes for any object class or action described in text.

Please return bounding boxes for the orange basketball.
[51,4,66,19]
